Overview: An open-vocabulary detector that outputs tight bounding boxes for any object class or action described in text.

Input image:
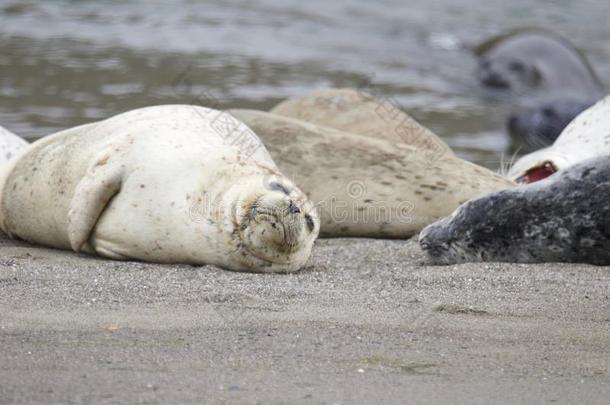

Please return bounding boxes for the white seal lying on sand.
[508,96,610,183]
[0,105,319,272]
[420,156,610,265]
[0,125,28,164]
[230,109,514,238]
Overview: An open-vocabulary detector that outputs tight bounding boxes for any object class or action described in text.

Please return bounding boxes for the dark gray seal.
[507,98,595,150]
[476,29,604,152]
[419,156,610,265]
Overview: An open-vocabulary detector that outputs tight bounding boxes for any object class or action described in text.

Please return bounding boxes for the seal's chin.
[419,216,480,265]
[237,193,308,264]
[515,161,557,183]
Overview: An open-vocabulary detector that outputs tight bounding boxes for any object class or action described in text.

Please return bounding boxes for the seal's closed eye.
[509,61,525,72]
[0,104,318,273]
[269,181,290,195]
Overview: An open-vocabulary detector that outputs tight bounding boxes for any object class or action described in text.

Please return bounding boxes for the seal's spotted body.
[270,88,453,156]
[420,156,610,265]
[0,105,318,272]
[230,108,514,238]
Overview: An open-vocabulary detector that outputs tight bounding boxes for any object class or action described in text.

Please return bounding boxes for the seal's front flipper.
[68,154,123,252]
[80,239,130,261]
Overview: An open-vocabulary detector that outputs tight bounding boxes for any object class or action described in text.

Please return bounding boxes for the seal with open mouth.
[508,96,610,183]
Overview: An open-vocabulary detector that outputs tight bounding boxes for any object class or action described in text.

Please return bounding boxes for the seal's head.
[419,186,541,264]
[420,156,610,266]
[475,30,602,94]
[419,194,494,264]
[477,54,541,90]
[507,98,594,151]
[232,175,319,272]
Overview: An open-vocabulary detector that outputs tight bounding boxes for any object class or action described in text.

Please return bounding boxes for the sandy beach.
[1,234,608,404]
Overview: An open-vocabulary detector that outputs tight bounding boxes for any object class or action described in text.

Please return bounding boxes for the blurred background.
[0,0,609,168]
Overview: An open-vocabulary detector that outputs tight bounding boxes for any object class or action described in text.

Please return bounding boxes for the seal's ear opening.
[304,214,315,233]
[516,161,557,183]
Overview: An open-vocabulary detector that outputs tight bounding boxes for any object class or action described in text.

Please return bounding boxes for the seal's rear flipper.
[68,154,123,252]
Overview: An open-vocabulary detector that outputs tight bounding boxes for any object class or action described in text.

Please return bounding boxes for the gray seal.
[475,29,604,152]
[476,29,601,94]
[419,156,610,265]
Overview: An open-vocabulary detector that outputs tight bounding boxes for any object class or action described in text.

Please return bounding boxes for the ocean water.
[1,0,609,168]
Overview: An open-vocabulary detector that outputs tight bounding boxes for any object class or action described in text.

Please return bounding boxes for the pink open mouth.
[516,161,557,184]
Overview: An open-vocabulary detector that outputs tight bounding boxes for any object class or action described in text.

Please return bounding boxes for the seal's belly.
[86,169,228,266]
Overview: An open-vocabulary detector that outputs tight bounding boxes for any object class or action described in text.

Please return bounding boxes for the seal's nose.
[419,239,431,251]
[483,73,509,88]
[419,222,452,259]
[420,238,450,259]
[288,200,300,214]
[479,67,510,89]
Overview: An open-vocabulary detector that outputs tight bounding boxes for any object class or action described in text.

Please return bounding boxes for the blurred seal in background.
[476,29,604,152]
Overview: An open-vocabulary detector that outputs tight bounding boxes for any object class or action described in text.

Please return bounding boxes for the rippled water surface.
[1,0,609,168]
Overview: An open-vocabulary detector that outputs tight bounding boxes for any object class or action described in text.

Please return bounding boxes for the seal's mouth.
[516,161,557,184]
[249,199,302,248]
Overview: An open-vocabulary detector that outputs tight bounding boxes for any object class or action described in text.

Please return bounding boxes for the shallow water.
[1,0,609,169]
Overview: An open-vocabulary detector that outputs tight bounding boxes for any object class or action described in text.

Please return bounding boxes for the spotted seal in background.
[0,105,319,272]
[420,156,610,265]
[270,87,454,159]
[508,96,610,183]
[229,109,513,238]
[0,125,28,164]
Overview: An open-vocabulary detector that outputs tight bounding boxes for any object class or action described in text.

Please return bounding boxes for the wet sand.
[0,234,608,404]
